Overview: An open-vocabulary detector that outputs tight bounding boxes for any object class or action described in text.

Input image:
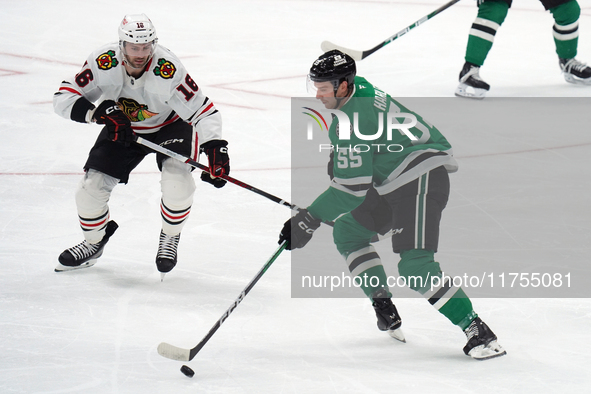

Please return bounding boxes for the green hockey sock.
[550,0,580,59]
[465,1,509,66]
[436,288,477,330]
[398,249,476,330]
[346,246,390,298]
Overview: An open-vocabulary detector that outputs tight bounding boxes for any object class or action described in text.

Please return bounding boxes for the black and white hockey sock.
[160,200,191,234]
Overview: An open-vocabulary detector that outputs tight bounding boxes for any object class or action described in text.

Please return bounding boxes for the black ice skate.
[463,317,506,360]
[455,62,490,99]
[55,221,119,272]
[371,289,405,342]
[559,58,591,85]
[156,230,180,280]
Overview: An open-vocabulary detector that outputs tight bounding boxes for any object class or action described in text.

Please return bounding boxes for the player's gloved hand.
[200,140,230,188]
[278,209,321,250]
[93,100,134,146]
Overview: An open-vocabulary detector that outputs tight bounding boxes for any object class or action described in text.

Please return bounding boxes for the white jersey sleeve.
[53,47,113,123]
[160,49,222,144]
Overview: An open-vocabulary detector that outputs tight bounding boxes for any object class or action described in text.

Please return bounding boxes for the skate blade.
[54,259,98,272]
[468,340,507,360]
[563,74,591,85]
[455,83,487,99]
[388,328,406,343]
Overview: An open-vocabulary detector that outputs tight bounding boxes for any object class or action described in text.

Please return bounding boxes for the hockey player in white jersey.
[53,14,230,278]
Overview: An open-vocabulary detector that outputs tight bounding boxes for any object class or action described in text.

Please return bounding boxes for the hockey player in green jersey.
[456,0,591,99]
[279,50,506,360]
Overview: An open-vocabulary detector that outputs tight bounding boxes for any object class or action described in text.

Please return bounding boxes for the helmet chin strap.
[330,80,353,109]
[332,90,352,109]
[333,96,345,109]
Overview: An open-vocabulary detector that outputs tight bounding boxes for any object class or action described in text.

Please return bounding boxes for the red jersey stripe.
[197,103,214,118]
[59,87,82,96]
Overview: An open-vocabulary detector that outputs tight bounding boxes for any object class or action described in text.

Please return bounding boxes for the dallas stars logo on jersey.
[118,98,158,122]
[96,51,118,70]
[153,58,176,79]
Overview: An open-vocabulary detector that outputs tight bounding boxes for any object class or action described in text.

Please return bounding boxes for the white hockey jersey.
[53,43,222,144]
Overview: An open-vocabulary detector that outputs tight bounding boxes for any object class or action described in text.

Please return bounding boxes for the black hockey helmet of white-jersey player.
[307,50,356,104]
[118,14,158,70]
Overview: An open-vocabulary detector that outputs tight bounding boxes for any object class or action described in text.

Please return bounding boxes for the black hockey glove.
[200,140,230,188]
[93,100,134,146]
[279,209,321,251]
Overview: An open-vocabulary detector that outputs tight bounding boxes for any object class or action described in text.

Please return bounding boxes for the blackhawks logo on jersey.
[96,50,118,70]
[118,97,158,122]
[153,58,176,79]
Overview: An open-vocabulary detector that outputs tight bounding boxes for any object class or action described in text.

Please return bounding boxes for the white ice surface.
[1,0,591,393]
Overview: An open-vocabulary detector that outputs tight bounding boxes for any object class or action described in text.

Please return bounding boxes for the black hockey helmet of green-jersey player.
[307,50,356,96]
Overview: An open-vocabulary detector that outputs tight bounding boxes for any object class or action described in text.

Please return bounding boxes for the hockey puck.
[180,365,195,378]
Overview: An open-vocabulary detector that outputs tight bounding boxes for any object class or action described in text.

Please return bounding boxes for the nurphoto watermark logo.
[301,106,419,153]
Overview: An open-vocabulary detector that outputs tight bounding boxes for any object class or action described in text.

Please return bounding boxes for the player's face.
[314,81,348,109]
[123,42,154,69]
[314,81,338,108]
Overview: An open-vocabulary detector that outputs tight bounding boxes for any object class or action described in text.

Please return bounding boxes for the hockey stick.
[321,0,461,61]
[157,242,288,361]
[135,136,391,242]
[135,136,297,211]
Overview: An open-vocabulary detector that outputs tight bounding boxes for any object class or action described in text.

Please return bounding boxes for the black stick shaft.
[136,136,349,235]
[361,0,461,59]
[323,0,461,60]
[135,136,298,210]
[188,242,288,360]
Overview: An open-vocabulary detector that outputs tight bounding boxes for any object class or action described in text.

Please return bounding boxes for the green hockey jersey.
[307,76,457,222]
